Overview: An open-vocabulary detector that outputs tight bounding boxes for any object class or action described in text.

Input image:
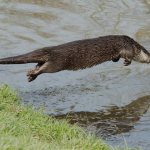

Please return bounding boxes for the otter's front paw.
[124,59,131,66]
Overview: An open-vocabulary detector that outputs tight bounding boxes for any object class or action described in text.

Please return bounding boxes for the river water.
[0,0,150,149]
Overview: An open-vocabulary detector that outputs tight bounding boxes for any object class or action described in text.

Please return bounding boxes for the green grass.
[0,85,109,150]
[0,85,135,150]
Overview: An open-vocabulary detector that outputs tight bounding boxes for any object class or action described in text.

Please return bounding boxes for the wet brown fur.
[0,35,149,82]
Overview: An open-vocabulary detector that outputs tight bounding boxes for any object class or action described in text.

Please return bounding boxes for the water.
[0,0,150,149]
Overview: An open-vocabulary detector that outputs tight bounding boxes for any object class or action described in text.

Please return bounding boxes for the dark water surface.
[0,0,150,149]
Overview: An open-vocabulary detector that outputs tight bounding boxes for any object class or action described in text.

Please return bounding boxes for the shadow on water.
[55,95,150,138]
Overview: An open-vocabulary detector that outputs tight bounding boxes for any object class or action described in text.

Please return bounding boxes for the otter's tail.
[0,48,50,64]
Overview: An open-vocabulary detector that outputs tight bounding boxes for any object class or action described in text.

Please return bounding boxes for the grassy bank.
[0,85,133,150]
[0,85,110,150]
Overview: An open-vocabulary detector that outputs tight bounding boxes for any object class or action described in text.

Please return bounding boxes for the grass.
[0,85,109,150]
[0,85,135,150]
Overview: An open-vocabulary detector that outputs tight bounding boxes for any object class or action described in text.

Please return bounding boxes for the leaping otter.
[0,35,149,82]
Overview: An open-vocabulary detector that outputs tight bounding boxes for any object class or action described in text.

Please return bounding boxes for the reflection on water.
[56,96,150,138]
[0,0,150,149]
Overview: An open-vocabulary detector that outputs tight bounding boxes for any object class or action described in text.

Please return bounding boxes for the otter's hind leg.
[27,61,63,82]
[27,62,44,82]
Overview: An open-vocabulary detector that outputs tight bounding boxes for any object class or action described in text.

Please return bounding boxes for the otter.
[0,35,149,82]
